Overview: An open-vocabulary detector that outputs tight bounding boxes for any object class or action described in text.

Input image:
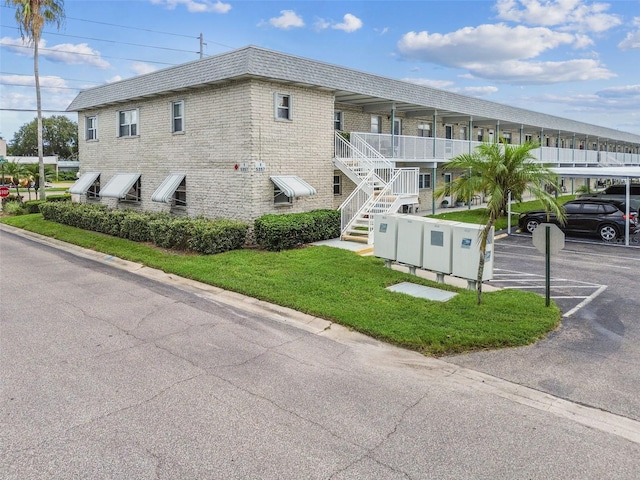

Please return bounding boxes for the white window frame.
[171,100,184,133]
[459,126,467,141]
[87,175,100,200]
[418,173,432,189]
[118,109,139,137]
[274,184,292,205]
[86,116,98,141]
[371,115,382,134]
[334,111,343,131]
[333,175,342,195]
[477,128,484,142]
[418,123,431,137]
[173,178,186,207]
[122,177,141,202]
[502,132,511,144]
[275,93,292,121]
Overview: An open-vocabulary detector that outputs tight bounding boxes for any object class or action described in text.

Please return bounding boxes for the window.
[87,175,100,200]
[173,178,186,207]
[418,123,431,137]
[525,134,533,143]
[477,128,484,142]
[371,115,382,134]
[418,173,431,189]
[334,111,343,131]
[123,177,141,202]
[502,132,511,144]
[333,175,342,195]
[274,184,292,205]
[118,109,138,137]
[275,93,292,120]
[171,101,184,133]
[459,126,467,140]
[86,116,97,141]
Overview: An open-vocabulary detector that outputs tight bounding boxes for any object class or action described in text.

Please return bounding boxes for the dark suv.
[577,184,640,216]
[518,198,638,241]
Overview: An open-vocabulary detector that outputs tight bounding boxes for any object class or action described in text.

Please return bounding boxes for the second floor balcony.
[349,132,640,167]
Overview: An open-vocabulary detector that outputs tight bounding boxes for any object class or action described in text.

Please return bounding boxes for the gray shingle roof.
[67,45,640,144]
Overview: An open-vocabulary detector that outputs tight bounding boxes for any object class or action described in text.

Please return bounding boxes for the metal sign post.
[532,223,565,307]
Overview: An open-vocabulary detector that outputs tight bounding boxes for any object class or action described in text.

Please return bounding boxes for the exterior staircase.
[334,132,419,244]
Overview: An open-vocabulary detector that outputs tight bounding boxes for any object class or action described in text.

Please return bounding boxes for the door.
[445,125,453,156]
[444,173,453,206]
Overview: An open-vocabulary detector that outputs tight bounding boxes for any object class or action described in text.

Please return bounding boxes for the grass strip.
[2,214,561,356]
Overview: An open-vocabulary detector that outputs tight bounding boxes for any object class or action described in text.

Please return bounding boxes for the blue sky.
[2,0,640,143]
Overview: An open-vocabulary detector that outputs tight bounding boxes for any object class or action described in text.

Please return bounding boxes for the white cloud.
[465,58,615,84]
[460,86,499,96]
[397,23,615,84]
[0,37,110,68]
[494,0,621,33]
[402,78,455,89]
[402,77,498,96]
[398,24,576,65]
[332,13,363,33]
[0,74,67,89]
[105,76,123,84]
[314,18,331,31]
[263,10,305,30]
[150,0,231,14]
[618,25,640,49]
[131,62,159,75]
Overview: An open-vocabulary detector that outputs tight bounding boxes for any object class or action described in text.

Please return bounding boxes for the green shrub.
[1,194,24,206]
[120,211,153,242]
[188,218,248,254]
[24,200,46,214]
[2,200,26,215]
[150,217,196,250]
[46,194,72,202]
[254,209,340,251]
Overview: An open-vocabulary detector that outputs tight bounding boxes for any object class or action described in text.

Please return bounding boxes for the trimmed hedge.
[254,209,340,251]
[39,202,248,254]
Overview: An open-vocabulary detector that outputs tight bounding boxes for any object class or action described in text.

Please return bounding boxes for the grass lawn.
[1,214,562,356]
[427,195,576,230]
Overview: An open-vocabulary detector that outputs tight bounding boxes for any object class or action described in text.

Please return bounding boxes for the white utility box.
[396,216,431,267]
[373,214,402,261]
[422,220,459,274]
[451,223,494,281]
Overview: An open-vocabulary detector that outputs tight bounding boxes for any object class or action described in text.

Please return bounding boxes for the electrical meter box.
[373,214,402,260]
[422,220,459,274]
[396,216,431,266]
[451,223,494,281]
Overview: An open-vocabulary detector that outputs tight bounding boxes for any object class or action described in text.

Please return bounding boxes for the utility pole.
[199,33,207,59]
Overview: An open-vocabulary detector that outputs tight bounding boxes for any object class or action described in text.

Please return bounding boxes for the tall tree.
[8,115,78,158]
[3,161,28,200]
[7,0,65,201]
[435,141,565,305]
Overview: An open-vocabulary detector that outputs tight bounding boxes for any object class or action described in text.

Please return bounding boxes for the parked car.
[577,184,640,216]
[518,199,638,241]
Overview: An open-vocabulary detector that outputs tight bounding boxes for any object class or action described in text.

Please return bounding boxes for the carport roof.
[551,167,640,178]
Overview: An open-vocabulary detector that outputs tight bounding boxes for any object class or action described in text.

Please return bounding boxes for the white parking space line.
[491,268,606,318]
[563,285,608,318]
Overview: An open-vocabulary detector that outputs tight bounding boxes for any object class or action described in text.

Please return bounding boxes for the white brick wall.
[77,79,335,222]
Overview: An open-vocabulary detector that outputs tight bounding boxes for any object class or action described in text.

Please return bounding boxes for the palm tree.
[435,141,565,305]
[7,0,65,202]
[24,162,53,199]
[3,161,28,201]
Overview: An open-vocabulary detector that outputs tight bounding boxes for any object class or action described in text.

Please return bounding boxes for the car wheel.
[598,224,618,242]
[524,218,540,234]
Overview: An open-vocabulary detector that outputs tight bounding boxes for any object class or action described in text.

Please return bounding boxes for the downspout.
[432,111,438,215]
[390,104,396,159]
[468,118,473,210]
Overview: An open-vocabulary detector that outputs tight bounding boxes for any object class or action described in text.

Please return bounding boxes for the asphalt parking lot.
[448,233,640,421]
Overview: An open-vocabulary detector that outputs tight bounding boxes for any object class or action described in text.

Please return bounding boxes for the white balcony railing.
[351,132,640,167]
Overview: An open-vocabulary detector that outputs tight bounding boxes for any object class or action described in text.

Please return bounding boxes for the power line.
[65,15,196,39]
[0,82,81,90]
[1,108,74,113]
[1,43,179,66]
[1,24,199,55]
[0,71,103,85]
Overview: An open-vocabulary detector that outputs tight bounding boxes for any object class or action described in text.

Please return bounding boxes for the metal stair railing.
[339,170,375,234]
